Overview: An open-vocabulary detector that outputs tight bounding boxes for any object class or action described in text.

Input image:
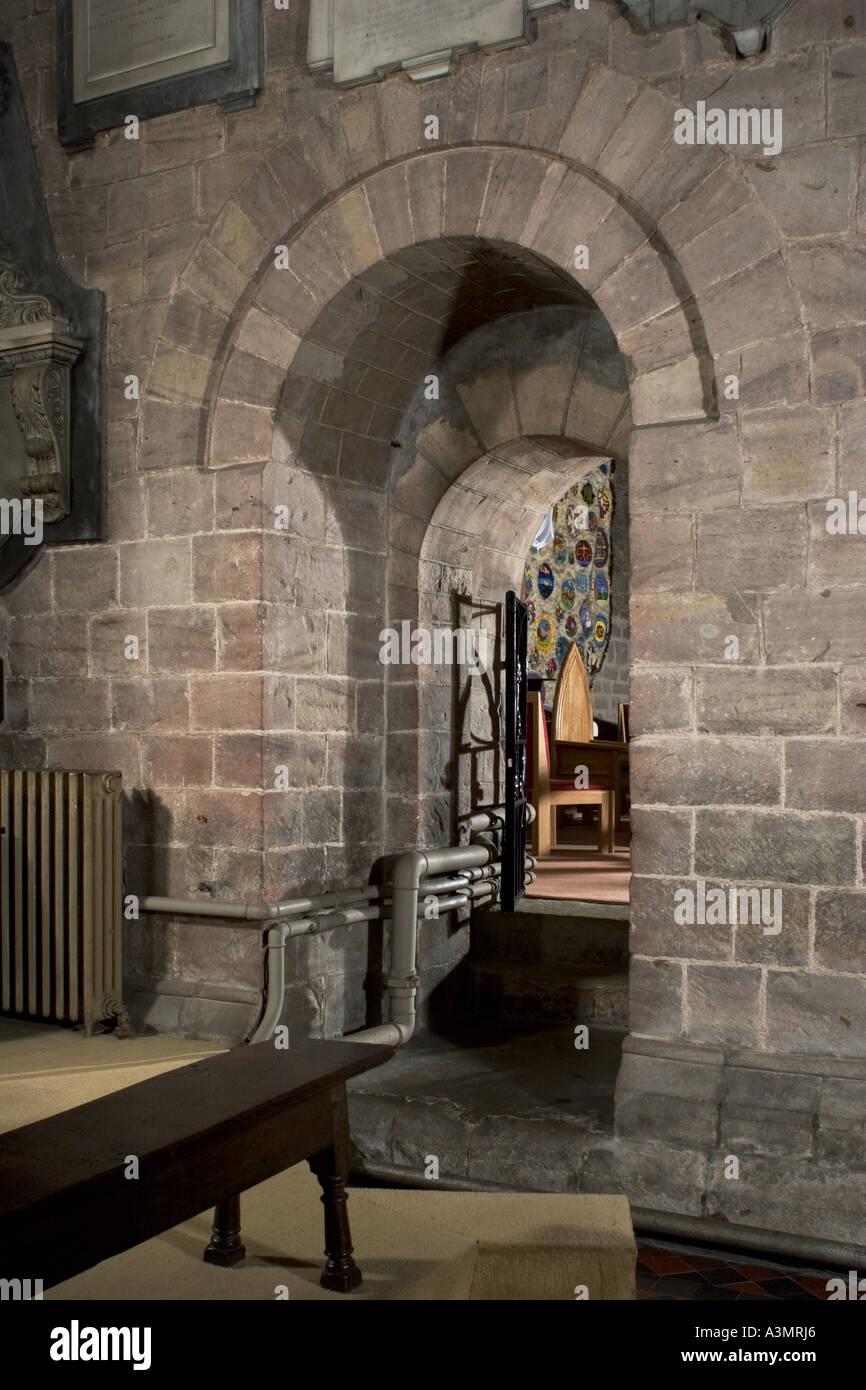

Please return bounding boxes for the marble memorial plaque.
[309,0,536,85]
[308,0,336,72]
[72,0,231,104]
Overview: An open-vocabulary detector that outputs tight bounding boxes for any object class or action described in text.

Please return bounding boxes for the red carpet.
[528,838,631,904]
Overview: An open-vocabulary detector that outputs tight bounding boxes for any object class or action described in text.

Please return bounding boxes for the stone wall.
[1,0,865,1255]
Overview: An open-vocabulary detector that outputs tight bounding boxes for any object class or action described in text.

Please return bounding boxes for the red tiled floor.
[737,1263,790,1281]
[636,1239,858,1301]
[639,1250,695,1276]
[794,1275,832,1296]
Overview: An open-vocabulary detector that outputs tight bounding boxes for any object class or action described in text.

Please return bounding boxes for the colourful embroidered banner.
[524,463,613,684]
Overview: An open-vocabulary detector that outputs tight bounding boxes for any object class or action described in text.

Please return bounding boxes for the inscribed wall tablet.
[72,0,230,103]
[310,0,535,84]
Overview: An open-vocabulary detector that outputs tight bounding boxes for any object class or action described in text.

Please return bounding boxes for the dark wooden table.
[0,1037,394,1294]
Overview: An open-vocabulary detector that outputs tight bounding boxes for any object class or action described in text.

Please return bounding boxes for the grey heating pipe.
[350,808,535,1046]
[420,865,501,893]
[246,903,388,1043]
[346,841,502,1047]
[140,808,520,923]
[141,883,384,921]
[142,806,533,1048]
[244,867,501,1045]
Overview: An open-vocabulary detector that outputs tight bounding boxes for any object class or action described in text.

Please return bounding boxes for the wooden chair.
[617,701,630,745]
[528,690,614,856]
[550,645,629,829]
[551,640,594,744]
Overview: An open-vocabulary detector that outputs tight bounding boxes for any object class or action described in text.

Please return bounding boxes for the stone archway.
[197,141,720,465]
[141,117,801,898]
[140,118,804,1033]
[135,87,822,1236]
[0,0,855,1252]
[251,233,634,860]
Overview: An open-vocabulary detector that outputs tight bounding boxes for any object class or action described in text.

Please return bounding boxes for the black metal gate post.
[502,589,529,913]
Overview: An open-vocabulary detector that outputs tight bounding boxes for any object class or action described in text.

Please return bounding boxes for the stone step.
[469,960,629,1025]
[347,1020,624,1193]
[471,902,629,971]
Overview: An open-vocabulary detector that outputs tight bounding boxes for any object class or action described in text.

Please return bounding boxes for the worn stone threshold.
[504,896,630,921]
[347,1019,624,1192]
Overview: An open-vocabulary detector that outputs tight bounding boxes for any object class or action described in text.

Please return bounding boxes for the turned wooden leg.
[204,1193,246,1266]
[309,1086,362,1293]
[600,792,614,854]
[310,1167,362,1293]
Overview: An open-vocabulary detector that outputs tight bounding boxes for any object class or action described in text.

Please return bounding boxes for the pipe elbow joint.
[392,850,429,891]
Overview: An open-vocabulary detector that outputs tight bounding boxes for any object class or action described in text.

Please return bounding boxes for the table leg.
[309,1086,362,1293]
[203,1193,246,1266]
[602,790,614,854]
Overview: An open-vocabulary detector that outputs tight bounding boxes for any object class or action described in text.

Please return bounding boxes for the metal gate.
[502,589,529,913]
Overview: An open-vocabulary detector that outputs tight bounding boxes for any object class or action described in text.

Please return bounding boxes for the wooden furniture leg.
[308,1087,362,1293]
[1,1039,394,1295]
[535,800,551,855]
[600,790,614,854]
[204,1193,246,1266]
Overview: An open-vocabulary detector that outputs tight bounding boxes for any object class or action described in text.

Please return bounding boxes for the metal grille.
[0,771,127,1035]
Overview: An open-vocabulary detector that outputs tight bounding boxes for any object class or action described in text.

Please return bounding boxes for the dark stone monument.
[0,43,104,592]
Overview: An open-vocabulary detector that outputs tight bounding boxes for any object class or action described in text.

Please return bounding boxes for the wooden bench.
[0,1037,394,1294]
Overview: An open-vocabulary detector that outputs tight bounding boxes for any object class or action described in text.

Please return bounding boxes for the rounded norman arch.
[139,60,806,475]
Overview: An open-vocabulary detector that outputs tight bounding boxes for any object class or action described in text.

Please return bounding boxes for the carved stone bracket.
[0,243,84,525]
[0,243,62,327]
[621,1,796,57]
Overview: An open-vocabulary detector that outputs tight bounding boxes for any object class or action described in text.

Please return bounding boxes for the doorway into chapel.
[511,460,631,918]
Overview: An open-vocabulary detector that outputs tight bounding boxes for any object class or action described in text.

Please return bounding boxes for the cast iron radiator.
[0,771,130,1035]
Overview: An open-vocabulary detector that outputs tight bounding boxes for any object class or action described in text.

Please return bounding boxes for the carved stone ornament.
[621,1,796,57]
[0,242,84,523]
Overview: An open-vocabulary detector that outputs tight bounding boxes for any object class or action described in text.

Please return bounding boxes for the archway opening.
[260,232,634,1184]
[417,433,631,909]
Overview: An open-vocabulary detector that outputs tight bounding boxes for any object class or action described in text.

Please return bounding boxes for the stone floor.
[347,1019,625,1191]
[347,895,630,1189]
[345,1024,864,1299]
